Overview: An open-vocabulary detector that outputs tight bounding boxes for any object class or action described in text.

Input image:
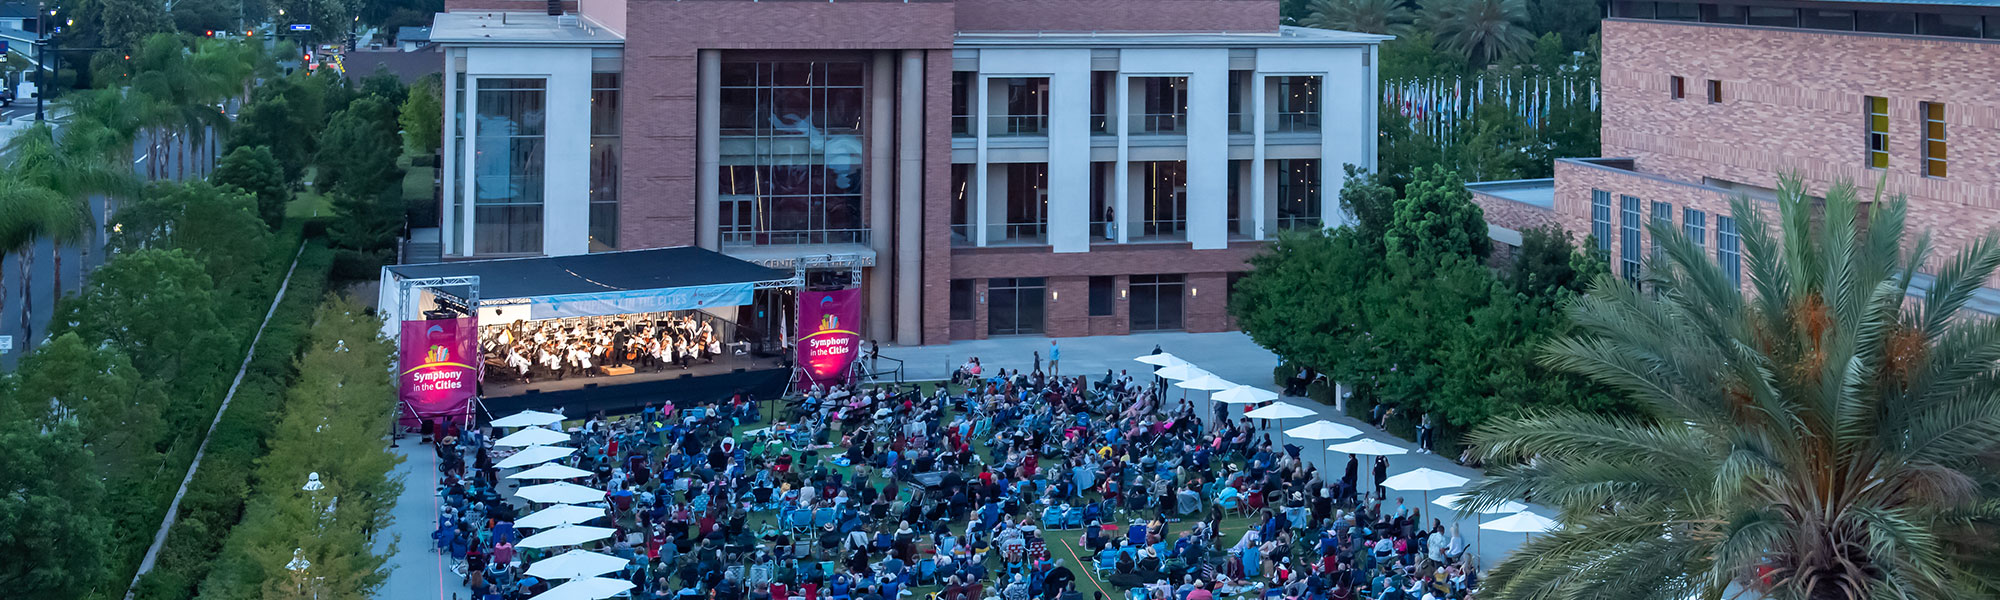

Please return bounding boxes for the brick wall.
[1471,192,1558,233]
[1600,19,2000,271]
[943,242,1260,339]
[1552,159,1751,277]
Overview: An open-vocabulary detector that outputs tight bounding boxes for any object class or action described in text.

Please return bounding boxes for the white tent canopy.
[1381,468,1470,492]
[517,481,606,505]
[1481,511,1560,533]
[518,524,616,549]
[525,549,629,580]
[1245,401,1317,420]
[492,409,566,428]
[516,504,608,529]
[508,464,593,480]
[497,445,577,469]
[1434,493,1529,515]
[1284,420,1363,441]
[495,426,572,448]
[529,576,636,600]
[1329,438,1409,456]
[1213,385,1280,405]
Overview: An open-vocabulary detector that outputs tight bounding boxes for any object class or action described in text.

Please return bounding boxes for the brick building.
[429,0,1387,346]
[1471,0,2000,301]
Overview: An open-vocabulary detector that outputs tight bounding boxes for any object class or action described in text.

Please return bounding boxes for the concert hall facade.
[429,0,1386,346]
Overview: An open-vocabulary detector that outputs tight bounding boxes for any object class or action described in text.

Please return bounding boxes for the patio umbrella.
[1134,352,1185,367]
[530,576,636,600]
[1283,419,1363,467]
[497,445,576,469]
[1435,493,1531,552]
[1154,363,1208,381]
[1380,467,1471,523]
[1212,384,1279,405]
[1245,400,1318,437]
[517,524,616,550]
[1328,438,1410,494]
[1481,511,1557,533]
[516,481,606,505]
[525,549,629,580]
[508,464,593,481]
[495,426,571,448]
[492,409,565,428]
[1173,373,1233,414]
[516,504,608,529]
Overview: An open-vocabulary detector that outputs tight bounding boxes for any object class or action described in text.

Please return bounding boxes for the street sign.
[0,41,9,55]
[0,335,13,352]
[289,23,313,31]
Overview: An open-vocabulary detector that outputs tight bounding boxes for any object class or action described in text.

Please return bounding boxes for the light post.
[33,3,51,121]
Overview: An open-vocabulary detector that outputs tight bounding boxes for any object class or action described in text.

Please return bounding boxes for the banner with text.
[399,317,479,426]
[796,288,861,389]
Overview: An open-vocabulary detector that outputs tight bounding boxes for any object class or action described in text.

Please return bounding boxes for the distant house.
[0,2,40,33]
[397,26,431,52]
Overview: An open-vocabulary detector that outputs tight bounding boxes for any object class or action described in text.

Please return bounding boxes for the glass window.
[1621,195,1642,283]
[1273,76,1321,133]
[992,78,1049,136]
[1717,216,1742,287]
[1918,12,1982,38]
[1922,102,1946,178]
[1989,16,2000,39]
[949,279,975,321]
[1707,79,1723,103]
[1590,190,1613,258]
[952,71,972,136]
[1857,11,1917,34]
[1747,6,1798,27]
[1276,159,1321,231]
[1128,274,1185,332]
[450,71,467,255]
[987,278,1046,336]
[1651,201,1673,259]
[1091,162,1116,241]
[1866,96,1889,169]
[1670,76,1685,100]
[1092,71,1116,134]
[1003,163,1049,243]
[1133,77,1189,134]
[951,164,972,246]
[1701,3,1747,24]
[474,78,547,255]
[1613,1,1655,18]
[1088,276,1115,317]
[718,60,869,247]
[589,72,621,251]
[1140,161,1188,239]
[1801,9,1856,30]
[1657,2,1698,21]
[1684,208,1706,250]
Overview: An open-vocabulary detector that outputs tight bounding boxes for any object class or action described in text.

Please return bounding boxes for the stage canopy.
[383,246,798,323]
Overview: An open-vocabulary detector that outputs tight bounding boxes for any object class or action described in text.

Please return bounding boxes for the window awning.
[385,247,798,320]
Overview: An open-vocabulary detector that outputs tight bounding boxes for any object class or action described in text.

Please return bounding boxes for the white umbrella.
[516,504,608,529]
[1244,401,1316,420]
[497,445,576,469]
[1134,352,1185,367]
[1284,420,1363,468]
[517,524,616,549]
[1481,511,1559,533]
[492,409,565,428]
[529,575,635,600]
[1381,467,1471,524]
[1212,384,1279,405]
[525,549,629,580]
[495,426,571,448]
[1173,374,1234,415]
[516,481,606,505]
[508,464,593,481]
[1154,363,1208,381]
[1330,438,1410,496]
[1433,493,1528,515]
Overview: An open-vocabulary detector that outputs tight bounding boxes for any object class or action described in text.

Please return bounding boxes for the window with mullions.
[473,78,546,255]
[1922,102,1946,178]
[1717,216,1742,287]
[717,60,868,247]
[589,72,621,251]
[1276,159,1321,231]
[1651,201,1673,259]
[1620,195,1642,283]
[1590,190,1612,258]
[1683,208,1706,250]
[987,278,1046,336]
[1128,274,1185,332]
[1865,96,1889,169]
[1088,276,1115,317]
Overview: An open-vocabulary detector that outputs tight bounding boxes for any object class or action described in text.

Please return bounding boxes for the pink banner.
[400,317,479,426]
[797,288,862,389]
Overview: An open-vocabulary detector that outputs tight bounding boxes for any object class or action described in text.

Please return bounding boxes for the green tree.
[11,332,167,474]
[1463,176,2000,599]
[0,405,111,600]
[1526,0,1601,53]
[111,181,274,294]
[51,248,235,393]
[6,122,138,298]
[0,178,63,355]
[214,145,290,226]
[1384,166,1488,263]
[1421,0,1536,65]
[399,73,442,154]
[96,0,175,51]
[317,95,402,200]
[1300,0,1414,35]
[358,65,408,107]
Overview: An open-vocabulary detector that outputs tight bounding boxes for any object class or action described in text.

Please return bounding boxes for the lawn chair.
[1042,505,1069,530]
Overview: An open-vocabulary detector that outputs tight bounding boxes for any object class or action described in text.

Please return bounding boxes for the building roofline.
[430,11,625,46]
[952,25,1391,48]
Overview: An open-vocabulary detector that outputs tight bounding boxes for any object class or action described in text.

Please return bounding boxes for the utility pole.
[33,1,45,121]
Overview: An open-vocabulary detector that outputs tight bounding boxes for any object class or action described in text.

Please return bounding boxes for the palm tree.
[1300,0,1414,36]
[130,34,227,182]
[0,177,61,342]
[1422,0,1534,65]
[5,123,137,301]
[1460,176,2000,600]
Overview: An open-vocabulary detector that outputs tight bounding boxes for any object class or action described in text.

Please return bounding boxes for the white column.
[973,73,990,246]
[894,50,924,346]
[1113,73,1130,244]
[459,74,477,255]
[1250,72,1267,240]
[1182,53,1229,250]
[696,50,722,249]
[868,52,895,343]
[441,62,458,256]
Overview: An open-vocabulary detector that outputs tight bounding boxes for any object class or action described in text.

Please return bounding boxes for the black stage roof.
[386,246,794,301]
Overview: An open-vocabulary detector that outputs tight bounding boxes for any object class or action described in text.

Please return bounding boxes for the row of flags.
[1383,74,1600,140]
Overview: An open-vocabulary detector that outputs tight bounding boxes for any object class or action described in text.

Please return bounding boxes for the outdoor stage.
[478,351,792,418]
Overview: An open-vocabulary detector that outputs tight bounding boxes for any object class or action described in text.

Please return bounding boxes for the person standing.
[1048,340,1061,378]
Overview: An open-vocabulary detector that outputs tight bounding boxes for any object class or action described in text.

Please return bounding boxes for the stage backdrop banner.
[796,288,862,388]
[400,317,479,425]
[525,283,757,320]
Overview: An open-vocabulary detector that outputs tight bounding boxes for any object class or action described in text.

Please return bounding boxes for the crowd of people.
[425,351,1487,600]
[484,312,736,383]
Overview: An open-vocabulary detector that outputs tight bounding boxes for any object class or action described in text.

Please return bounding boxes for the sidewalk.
[887,331,1546,568]
[376,440,474,600]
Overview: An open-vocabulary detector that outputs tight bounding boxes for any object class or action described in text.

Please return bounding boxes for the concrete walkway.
[376,440,474,600]
[887,331,1547,570]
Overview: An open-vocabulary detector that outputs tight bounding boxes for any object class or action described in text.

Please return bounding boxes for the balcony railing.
[1131,112,1188,135]
[721,228,871,247]
[1276,215,1321,231]
[951,224,974,246]
[1272,111,1321,133]
[989,114,1049,137]
[1091,113,1111,134]
[995,222,1048,245]
[1090,220,1118,242]
[952,115,972,137]
[1140,219,1187,238]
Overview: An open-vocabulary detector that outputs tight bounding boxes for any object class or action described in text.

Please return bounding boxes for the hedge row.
[131,239,334,600]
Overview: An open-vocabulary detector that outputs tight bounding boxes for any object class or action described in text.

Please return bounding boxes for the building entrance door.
[1128,274,1184,331]
[987,277,1046,336]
